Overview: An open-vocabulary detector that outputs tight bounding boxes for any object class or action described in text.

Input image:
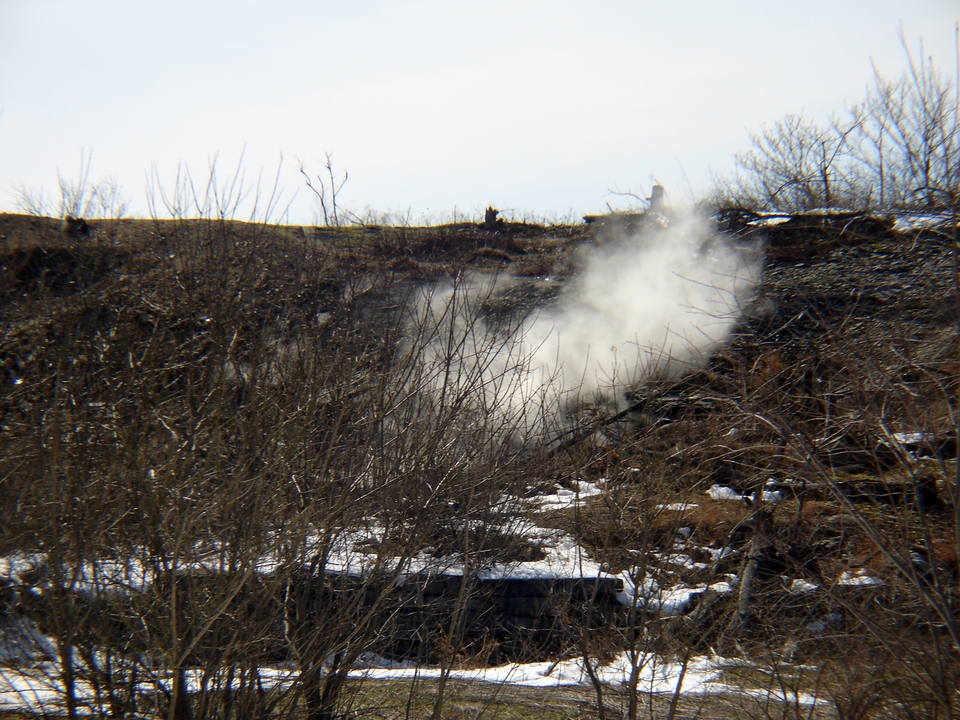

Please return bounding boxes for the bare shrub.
[720,113,863,212]
[299,152,349,227]
[14,149,128,221]
[851,33,960,210]
[717,31,959,213]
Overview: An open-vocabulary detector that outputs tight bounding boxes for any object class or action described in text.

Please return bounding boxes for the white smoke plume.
[409,211,762,441]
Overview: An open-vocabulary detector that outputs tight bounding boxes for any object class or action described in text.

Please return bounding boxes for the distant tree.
[721,113,860,212]
[849,34,960,210]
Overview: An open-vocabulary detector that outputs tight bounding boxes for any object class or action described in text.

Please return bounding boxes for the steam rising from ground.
[411,212,762,440]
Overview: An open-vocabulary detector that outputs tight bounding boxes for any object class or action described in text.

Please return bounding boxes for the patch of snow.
[706,485,744,502]
[359,651,822,704]
[654,586,706,615]
[0,664,70,715]
[892,213,956,232]
[532,480,604,512]
[747,214,791,227]
[0,647,826,713]
[836,569,882,587]
[706,485,782,504]
[788,578,819,594]
[0,552,153,596]
[477,530,608,582]
[0,617,55,663]
[617,576,736,615]
[892,432,926,445]
[0,553,46,584]
[714,574,740,590]
[352,651,727,694]
[657,502,699,512]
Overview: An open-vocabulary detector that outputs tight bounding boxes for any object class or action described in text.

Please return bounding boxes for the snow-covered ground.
[0,473,881,614]
[891,212,957,233]
[0,650,824,715]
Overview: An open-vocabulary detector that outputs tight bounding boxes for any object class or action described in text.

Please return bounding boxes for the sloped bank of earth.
[1,209,955,589]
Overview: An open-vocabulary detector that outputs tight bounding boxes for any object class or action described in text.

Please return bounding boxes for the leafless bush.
[299,153,349,227]
[14,149,128,221]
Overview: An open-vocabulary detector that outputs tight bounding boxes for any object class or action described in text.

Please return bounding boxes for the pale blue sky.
[1,1,957,224]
